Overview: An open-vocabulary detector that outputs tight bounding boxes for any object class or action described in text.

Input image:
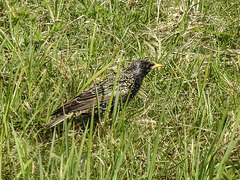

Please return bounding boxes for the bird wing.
[46,83,113,128]
[51,83,111,116]
[46,74,134,128]
[52,74,134,116]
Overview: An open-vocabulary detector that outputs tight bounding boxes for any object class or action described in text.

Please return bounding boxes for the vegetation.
[1,0,240,179]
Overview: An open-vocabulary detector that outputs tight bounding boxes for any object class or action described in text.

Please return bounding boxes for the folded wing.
[46,75,133,128]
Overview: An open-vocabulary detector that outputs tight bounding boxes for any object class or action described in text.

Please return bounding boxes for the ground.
[1,0,240,179]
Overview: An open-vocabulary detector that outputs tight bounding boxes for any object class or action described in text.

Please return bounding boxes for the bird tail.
[46,112,74,128]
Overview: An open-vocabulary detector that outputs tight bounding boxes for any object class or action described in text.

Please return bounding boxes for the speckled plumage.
[46,60,162,128]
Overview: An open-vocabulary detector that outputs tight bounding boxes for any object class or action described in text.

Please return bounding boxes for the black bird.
[46,60,163,128]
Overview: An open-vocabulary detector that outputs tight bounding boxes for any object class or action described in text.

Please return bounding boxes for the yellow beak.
[151,63,163,69]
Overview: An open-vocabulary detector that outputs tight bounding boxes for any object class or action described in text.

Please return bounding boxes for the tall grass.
[1,0,240,179]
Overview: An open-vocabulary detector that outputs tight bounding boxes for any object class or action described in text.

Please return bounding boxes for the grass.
[1,0,240,179]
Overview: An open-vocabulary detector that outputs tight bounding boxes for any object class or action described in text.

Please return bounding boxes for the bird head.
[126,60,163,77]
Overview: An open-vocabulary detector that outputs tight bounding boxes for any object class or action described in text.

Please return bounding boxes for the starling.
[46,60,163,128]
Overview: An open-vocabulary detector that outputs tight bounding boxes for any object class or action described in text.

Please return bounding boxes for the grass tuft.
[1,0,240,179]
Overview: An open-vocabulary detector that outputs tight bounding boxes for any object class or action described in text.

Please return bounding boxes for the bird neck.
[131,76,144,95]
